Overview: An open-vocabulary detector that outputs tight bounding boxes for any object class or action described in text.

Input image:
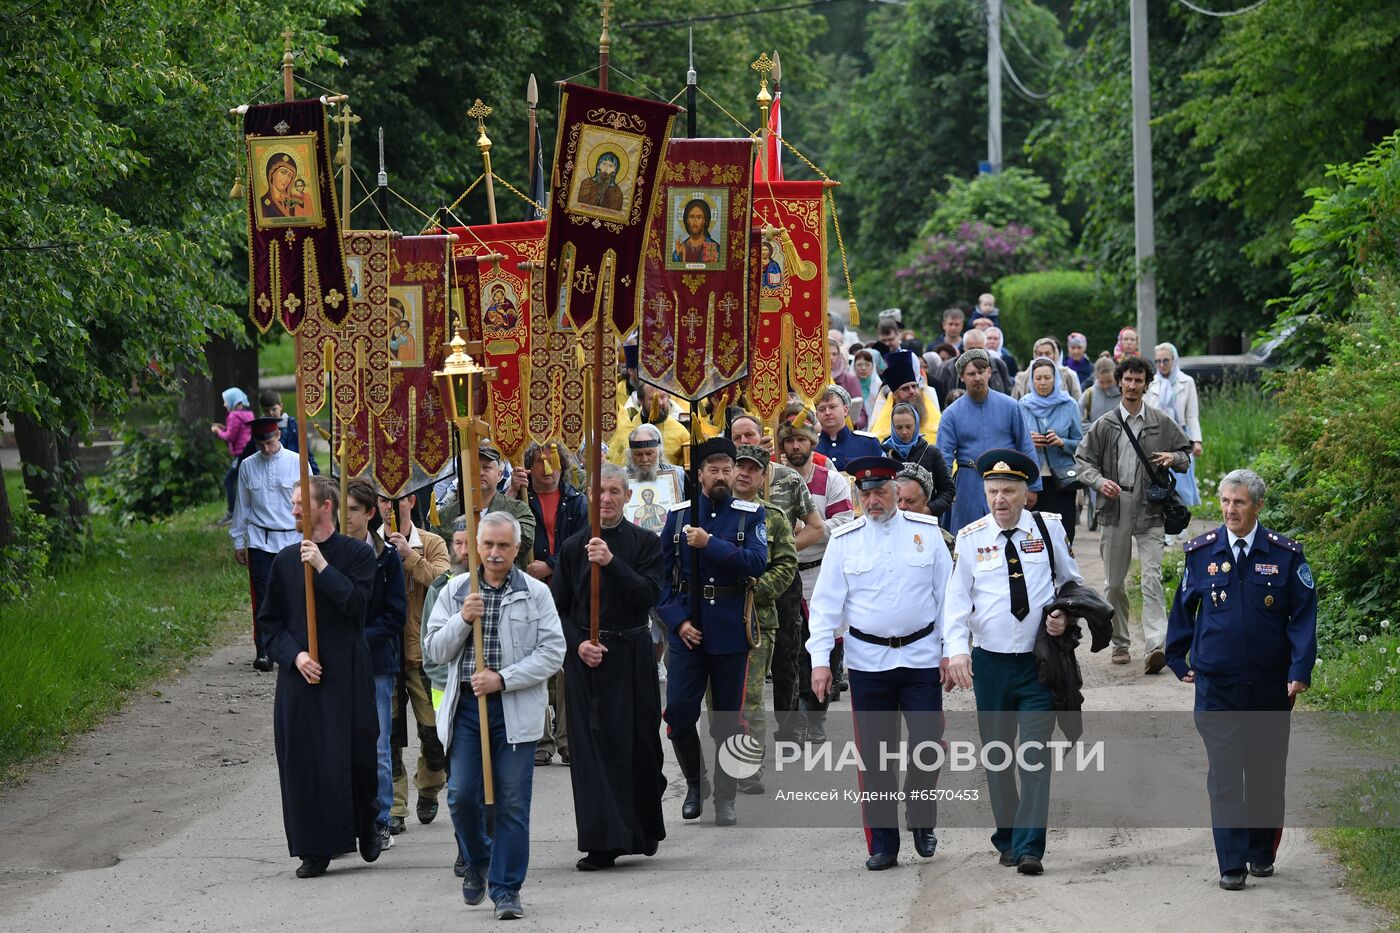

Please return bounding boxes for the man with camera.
[1074,356,1192,673]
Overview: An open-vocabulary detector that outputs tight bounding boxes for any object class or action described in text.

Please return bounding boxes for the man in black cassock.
[551,463,667,871]
[258,474,383,878]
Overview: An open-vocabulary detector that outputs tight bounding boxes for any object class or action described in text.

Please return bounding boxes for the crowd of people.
[220,291,1313,917]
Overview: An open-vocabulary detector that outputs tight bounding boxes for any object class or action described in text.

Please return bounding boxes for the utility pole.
[986,0,1002,173]
[1129,0,1158,350]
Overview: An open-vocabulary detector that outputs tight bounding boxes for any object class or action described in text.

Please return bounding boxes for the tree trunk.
[0,460,14,552]
[12,414,87,538]
[180,320,261,426]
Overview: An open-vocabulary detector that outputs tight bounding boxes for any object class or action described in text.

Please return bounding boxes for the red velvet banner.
[544,83,680,337]
[749,180,831,421]
[244,99,350,333]
[636,138,754,401]
[445,221,545,464]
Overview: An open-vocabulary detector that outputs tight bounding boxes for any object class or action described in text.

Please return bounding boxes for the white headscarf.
[1152,342,1182,413]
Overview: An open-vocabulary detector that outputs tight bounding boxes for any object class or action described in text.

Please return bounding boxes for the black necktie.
[1003,529,1030,621]
[1236,540,1248,578]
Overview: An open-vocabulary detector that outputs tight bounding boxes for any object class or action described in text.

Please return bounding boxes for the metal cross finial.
[281,28,294,52]
[752,53,775,106]
[468,98,494,153]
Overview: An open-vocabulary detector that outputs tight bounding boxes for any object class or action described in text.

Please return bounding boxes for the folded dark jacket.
[1043,581,1114,653]
[1033,582,1114,742]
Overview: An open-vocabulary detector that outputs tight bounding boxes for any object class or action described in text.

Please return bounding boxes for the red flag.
[753,94,783,183]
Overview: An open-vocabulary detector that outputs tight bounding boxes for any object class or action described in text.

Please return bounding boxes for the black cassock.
[258,534,379,858]
[551,519,666,855]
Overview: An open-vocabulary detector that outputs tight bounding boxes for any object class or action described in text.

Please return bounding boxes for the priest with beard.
[551,463,667,870]
[257,474,383,878]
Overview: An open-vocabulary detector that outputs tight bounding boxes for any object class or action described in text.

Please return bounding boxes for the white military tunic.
[806,509,953,672]
[943,510,1083,657]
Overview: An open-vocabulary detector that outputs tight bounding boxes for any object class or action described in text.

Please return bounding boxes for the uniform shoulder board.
[1183,530,1215,553]
[854,430,879,439]
[669,500,691,512]
[731,498,761,513]
[1266,530,1302,553]
[904,511,939,526]
[958,516,990,538]
[831,516,866,538]
[1035,510,1063,521]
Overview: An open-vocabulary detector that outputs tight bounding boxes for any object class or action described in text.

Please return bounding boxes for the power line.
[1001,4,1047,70]
[1174,0,1270,17]
[998,45,1049,100]
[619,0,905,32]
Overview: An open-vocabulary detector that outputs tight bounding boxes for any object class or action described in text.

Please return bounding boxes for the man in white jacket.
[423,511,565,921]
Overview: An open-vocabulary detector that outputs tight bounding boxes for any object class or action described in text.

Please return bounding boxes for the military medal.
[1211,590,1219,606]
[1207,562,1219,576]
[914,534,925,553]
[1221,561,1231,573]
[1265,595,1275,607]
[1257,563,1279,576]
[1221,591,1228,603]
[977,547,985,562]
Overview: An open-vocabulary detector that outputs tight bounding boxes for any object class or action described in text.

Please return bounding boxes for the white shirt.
[943,510,1083,657]
[795,459,856,599]
[1115,403,1147,486]
[806,509,953,672]
[1228,523,1258,559]
[230,447,302,553]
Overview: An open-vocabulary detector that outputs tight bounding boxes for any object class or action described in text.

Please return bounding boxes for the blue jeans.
[447,692,536,901]
[374,674,395,827]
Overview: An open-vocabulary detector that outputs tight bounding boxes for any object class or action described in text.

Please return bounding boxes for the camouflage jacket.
[751,502,797,633]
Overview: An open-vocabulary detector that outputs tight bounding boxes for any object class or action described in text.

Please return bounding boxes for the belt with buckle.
[797,560,823,572]
[848,621,936,649]
[677,583,747,599]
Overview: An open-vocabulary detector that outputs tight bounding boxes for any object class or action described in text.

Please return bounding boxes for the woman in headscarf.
[1144,342,1202,509]
[1113,326,1140,362]
[828,338,866,429]
[851,347,880,431]
[881,401,954,521]
[212,387,254,525]
[1018,358,1084,543]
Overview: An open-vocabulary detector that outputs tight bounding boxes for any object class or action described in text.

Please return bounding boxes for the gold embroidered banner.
[298,230,393,424]
[445,221,545,463]
[637,138,754,401]
[244,99,350,333]
[749,180,831,420]
[545,83,680,337]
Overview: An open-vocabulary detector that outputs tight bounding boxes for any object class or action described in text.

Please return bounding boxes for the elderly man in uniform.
[813,384,882,471]
[1166,469,1317,891]
[731,444,798,795]
[657,437,769,826]
[729,413,825,741]
[231,415,302,672]
[809,455,953,871]
[944,450,1083,876]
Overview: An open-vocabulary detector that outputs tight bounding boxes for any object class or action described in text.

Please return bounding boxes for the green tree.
[0,0,354,547]
[1172,0,1400,266]
[828,0,1064,309]
[1029,0,1284,351]
[921,167,1071,259]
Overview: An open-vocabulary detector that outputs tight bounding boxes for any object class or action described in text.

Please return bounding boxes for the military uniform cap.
[694,436,737,464]
[846,455,899,490]
[976,448,1039,485]
[734,444,770,470]
[250,416,281,439]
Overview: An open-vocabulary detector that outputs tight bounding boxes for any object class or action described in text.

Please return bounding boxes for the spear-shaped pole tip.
[773,50,783,85]
[527,73,538,108]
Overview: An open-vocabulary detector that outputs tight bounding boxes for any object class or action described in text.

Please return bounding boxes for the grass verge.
[0,500,245,781]
[258,332,295,379]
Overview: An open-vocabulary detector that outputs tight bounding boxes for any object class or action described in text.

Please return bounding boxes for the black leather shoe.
[295,856,328,878]
[454,854,466,877]
[417,796,438,824]
[998,850,1017,867]
[1016,855,1043,875]
[714,797,737,826]
[912,828,938,858]
[865,852,898,871]
[253,654,274,672]
[360,828,383,863]
[461,862,486,905]
[1248,862,1274,878]
[576,851,618,871]
[681,778,711,820]
[1220,870,1247,890]
[736,776,766,795]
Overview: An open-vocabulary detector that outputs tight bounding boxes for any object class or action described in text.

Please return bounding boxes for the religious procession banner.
[445,221,545,463]
[636,138,754,401]
[545,83,680,336]
[335,235,453,497]
[748,180,831,421]
[297,230,394,428]
[243,99,351,333]
[526,264,617,453]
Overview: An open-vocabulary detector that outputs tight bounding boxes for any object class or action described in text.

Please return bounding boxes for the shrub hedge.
[991,269,1122,360]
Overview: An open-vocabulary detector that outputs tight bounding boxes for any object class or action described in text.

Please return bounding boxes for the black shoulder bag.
[1118,413,1191,535]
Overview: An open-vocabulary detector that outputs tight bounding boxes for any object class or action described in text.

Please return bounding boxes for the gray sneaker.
[494,891,523,920]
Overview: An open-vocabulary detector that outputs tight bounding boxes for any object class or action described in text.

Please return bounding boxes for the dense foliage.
[991,270,1117,360]
[97,421,230,525]
[896,223,1047,329]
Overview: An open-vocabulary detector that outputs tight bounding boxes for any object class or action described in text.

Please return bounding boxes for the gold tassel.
[429,494,440,529]
[545,442,560,477]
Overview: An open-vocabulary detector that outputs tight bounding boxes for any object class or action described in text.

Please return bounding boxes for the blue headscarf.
[1019,358,1073,417]
[883,402,922,458]
[222,387,249,410]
